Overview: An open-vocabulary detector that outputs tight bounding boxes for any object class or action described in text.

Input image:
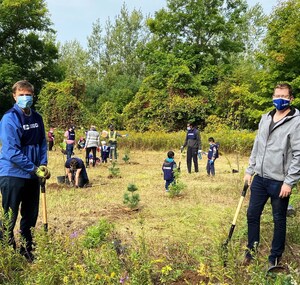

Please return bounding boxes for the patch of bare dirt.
[171,270,209,284]
[95,204,142,221]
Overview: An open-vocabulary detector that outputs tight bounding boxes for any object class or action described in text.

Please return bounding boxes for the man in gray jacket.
[243,83,300,268]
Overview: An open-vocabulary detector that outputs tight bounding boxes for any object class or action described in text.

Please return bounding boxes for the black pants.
[0,176,40,252]
[85,147,97,167]
[48,140,54,151]
[186,147,199,173]
[70,170,89,188]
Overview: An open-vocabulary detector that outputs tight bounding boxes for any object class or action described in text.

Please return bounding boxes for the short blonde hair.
[12,80,34,94]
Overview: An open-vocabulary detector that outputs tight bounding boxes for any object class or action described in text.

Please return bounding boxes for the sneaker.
[268,257,281,267]
[287,205,296,217]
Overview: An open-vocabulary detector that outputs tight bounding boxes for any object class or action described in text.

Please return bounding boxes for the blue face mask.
[187,127,191,131]
[17,95,33,109]
[273,98,290,111]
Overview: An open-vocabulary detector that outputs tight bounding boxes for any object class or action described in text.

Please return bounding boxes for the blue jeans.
[66,143,74,160]
[246,175,289,263]
[206,160,215,176]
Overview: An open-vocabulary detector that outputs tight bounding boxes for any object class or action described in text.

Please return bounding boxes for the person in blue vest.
[181,122,202,173]
[107,124,127,161]
[206,137,218,176]
[162,151,177,192]
[64,126,76,159]
[0,80,51,262]
[65,157,89,188]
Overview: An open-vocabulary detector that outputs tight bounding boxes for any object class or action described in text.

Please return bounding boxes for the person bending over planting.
[65,157,89,188]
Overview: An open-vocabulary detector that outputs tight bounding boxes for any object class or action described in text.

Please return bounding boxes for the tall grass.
[119,129,256,154]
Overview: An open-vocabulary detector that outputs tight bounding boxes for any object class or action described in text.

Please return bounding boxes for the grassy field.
[1,147,300,284]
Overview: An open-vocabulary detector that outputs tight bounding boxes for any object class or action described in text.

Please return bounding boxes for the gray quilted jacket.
[246,108,300,186]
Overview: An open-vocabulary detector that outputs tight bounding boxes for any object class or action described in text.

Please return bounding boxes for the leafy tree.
[258,0,300,97]
[0,0,62,116]
[124,0,259,131]
[57,40,90,80]
[102,3,148,78]
[83,4,148,124]
[36,80,94,129]
[87,19,104,81]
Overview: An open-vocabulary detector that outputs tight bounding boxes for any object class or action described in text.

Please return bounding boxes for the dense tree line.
[1,0,300,132]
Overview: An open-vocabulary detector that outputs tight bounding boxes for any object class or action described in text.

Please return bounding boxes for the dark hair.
[167,150,175,158]
[274,83,293,97]
[208,137,215,142]
[70,158,78,169]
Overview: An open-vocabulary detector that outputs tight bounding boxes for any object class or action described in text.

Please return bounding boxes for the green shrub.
[123,184,140,209]
[82,219,114,249]
[168,169,186,198]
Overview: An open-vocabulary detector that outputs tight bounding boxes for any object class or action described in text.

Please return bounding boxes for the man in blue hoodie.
[0,80,50,262]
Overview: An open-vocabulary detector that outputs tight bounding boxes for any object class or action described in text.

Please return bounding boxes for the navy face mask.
[273,98,290,111]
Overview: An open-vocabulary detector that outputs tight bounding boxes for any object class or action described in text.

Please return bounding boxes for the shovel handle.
[40,179,48,232]
[231,182,249,226]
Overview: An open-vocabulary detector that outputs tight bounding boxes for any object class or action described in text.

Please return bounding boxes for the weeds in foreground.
[0,216,299,284]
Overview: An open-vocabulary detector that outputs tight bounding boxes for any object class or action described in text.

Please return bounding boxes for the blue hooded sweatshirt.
[0,104,47,179]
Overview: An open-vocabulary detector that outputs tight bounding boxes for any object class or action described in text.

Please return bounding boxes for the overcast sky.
[46,0,279,48]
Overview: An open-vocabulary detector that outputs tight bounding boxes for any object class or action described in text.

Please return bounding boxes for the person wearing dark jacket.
[243,83,300,268]
[0,80,51,262]
[162,151,177,192]
[206,137,218,176]
[65,157,89,188]
[181,122,202,173]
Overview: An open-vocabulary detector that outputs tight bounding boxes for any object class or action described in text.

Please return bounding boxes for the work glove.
[209,159,214,165]
[198,150,202,160]
[35,165,51,179]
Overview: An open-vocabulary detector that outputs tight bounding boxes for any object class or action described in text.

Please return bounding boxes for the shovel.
[222,182,249,266]
[40,179,48,232]
[178,149,183,172]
